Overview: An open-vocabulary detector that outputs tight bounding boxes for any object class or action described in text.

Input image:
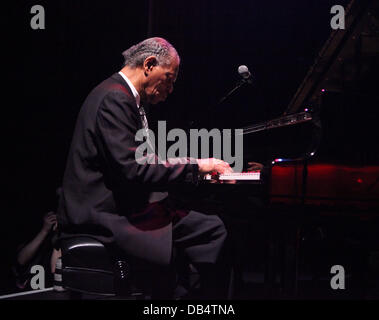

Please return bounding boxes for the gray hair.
[122,37,179,68]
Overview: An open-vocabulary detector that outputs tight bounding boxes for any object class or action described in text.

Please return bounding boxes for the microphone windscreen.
[238,65,251,79]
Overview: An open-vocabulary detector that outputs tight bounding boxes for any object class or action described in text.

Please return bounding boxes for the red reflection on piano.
[270,163,379,209]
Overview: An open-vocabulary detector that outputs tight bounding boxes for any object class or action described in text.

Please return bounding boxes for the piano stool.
[58,236,154,300]
[57,236,208,300]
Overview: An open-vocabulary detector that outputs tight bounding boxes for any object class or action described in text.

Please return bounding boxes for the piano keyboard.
[204,171,261,181]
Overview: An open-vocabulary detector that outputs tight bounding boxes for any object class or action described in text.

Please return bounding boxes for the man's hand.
[42,211,58,234]
[197,158,233,175]
[17,211,58,266]
[247,161,264,171]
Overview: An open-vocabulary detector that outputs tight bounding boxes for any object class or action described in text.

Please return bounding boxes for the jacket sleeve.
[95,91,199,188]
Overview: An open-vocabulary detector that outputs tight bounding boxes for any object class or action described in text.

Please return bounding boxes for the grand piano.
[263,0,379,212]
[200,0,379,298]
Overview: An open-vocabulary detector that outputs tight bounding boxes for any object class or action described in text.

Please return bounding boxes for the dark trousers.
[161,210,231,299]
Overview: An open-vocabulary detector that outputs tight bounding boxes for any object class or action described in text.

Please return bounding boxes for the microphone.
[238,65,253,84]
[216,65,254,106]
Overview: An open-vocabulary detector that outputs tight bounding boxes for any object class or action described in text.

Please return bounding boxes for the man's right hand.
[197,158,233,175]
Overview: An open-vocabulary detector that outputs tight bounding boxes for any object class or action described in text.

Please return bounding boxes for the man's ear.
[144,56,158,76]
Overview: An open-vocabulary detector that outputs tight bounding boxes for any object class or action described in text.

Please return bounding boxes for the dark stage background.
[2,0,362,295]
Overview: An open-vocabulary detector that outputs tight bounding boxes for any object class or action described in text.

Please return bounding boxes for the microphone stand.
[216,78,251,106]
[188,77,252,129]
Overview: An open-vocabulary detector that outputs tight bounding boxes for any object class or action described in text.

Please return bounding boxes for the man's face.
[143,57,179,104]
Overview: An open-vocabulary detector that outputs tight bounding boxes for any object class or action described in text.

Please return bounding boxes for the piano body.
[200,0,379,298]
[242,0,379,210]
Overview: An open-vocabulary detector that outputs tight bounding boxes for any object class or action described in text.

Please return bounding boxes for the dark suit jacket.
[57,73,199,265]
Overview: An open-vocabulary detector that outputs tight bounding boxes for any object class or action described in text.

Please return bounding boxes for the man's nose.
[168,83,174,94]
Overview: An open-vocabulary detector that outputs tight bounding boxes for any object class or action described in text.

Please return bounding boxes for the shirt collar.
[118,71,141,108]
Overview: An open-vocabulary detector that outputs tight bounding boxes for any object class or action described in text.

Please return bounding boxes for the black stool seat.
[59,236,206,299]
[60,236,129,296]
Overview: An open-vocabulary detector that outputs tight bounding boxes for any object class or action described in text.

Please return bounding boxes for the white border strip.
[0,287,54,300]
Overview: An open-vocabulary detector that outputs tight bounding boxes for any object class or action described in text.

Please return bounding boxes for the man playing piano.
[56,37,234,299]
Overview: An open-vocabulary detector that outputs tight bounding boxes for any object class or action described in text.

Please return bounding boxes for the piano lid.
[285,0,379,115]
